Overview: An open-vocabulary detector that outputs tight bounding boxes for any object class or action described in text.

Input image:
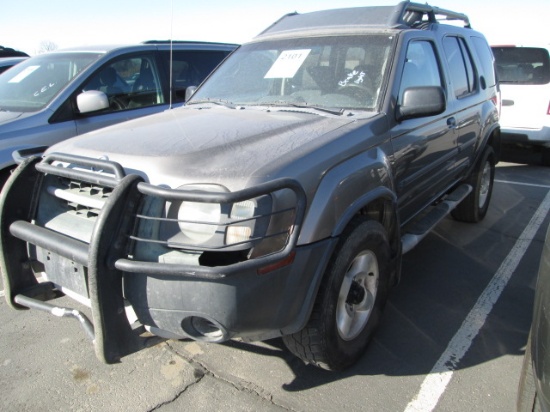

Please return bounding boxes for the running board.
[401,184,472,254]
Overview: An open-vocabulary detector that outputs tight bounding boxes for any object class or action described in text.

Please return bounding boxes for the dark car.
[0,2,500,370]
[518,224,550,411]
[0,57,27,74]
[0,41,237,185]
[0,45,28,58]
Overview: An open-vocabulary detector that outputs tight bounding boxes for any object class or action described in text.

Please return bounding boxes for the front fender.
[298,146,396,245]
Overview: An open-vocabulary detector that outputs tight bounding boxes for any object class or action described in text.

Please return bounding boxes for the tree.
[37,41,58,54]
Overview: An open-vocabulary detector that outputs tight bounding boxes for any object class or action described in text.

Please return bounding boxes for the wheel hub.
[336,250,379,341]
[346,280,366,305]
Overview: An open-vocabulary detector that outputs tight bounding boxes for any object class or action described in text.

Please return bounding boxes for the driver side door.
[391,39,458,223]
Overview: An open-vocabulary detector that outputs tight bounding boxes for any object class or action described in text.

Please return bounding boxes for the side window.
[82,54,164,112]
[399,40,442,102]
[164,51,230,103]
[443,36,477,97]
[471,36,496,87]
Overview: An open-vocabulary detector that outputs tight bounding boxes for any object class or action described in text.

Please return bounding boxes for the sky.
[1,0,548,56]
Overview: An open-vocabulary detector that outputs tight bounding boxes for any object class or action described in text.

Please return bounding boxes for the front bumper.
[0,154,332,363]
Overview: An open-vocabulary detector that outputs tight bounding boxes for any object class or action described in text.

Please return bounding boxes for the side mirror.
[396,86,446,121]
[76,90,109,114]
[185,86,197,102]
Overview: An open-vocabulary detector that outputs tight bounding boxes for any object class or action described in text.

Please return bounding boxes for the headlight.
[161,184,273,251]
[226,200,255,245]
[178,201,221,243]
[134,181,303,266]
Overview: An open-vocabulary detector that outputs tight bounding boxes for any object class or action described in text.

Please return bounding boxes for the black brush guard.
[0,154,305,363]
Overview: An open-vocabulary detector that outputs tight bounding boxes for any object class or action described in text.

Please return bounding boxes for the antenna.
[169,0,174,109]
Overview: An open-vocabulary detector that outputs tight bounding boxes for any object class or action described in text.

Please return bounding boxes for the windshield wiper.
[286,103,345,116]
[264,101,345,116]
[187,99,236,109]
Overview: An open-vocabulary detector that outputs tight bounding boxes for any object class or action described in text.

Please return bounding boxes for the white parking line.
[495,179,550,189]
[404,189,550,412]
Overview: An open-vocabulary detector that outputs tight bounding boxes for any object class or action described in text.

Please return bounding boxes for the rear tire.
[283,217,391,371]
[541,148,550,167]
[452,146,495,223]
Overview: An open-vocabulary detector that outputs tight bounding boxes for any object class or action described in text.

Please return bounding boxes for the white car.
[492,45,550,165]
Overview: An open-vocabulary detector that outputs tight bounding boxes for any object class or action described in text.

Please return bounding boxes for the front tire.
[0,167,14,191]
[283,217,391,371]
[452,146,495,223]
[517,332,540,412]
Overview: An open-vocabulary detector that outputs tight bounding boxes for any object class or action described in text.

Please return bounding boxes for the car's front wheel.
[517,332,540,412]
[283,217,391,371]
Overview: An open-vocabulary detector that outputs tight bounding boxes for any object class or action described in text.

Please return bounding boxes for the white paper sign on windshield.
[264,49,311,79]
[8,66,40,83]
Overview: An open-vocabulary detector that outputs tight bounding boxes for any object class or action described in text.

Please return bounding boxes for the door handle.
[447,117,457,129]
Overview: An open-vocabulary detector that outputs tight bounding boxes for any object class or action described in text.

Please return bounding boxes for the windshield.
[189,35,394,111]
[0,52,102,112]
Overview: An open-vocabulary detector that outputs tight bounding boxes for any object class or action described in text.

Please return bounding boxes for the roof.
[51,41,238,55]
[254,1,470,40]
[0,57,28,67]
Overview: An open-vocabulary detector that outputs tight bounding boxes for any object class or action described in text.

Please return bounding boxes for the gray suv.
[0,41,237,184]
[0,2,500,371]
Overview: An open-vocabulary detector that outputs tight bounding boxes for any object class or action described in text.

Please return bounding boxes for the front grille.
[36,175,115,243]
[47,178,113,220]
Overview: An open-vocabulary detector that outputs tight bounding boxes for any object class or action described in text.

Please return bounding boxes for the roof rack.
[394,1,470,28]
[256,1,471,40]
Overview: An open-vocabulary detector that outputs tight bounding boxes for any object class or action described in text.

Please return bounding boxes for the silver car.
[0,41,237,184]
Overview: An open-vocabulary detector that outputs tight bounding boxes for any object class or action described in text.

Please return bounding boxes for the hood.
[0,110,26,125]
[48,105,366,189]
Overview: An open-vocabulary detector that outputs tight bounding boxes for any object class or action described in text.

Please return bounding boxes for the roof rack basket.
[394,1,471,28]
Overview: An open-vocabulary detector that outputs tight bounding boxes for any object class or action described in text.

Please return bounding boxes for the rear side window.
[492,47,550,85]
[471,36,496,87]
[443,36,477,98]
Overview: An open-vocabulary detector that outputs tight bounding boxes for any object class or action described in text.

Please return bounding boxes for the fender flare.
[298,146,398,245]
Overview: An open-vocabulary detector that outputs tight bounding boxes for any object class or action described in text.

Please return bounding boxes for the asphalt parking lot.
[1,147,549,412]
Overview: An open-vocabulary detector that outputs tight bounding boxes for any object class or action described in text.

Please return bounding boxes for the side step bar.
[401,184,472,254]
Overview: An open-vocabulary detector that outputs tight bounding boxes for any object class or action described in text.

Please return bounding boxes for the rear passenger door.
[391,38,457,223]
[441,35,482,170]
